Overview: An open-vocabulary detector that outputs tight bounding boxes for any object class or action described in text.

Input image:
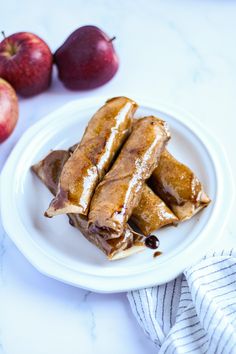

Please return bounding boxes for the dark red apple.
[0,32,53,97]
[0,78,19,143]
[54,25,119,90]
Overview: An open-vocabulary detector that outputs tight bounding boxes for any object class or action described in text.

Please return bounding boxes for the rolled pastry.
[150,149,210,220]
[45,96,137,217]
[88,116,170,239]
[131,184,178,235]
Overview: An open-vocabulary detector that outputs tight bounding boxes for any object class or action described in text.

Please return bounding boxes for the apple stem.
[109,36,116,43]
[1,31,6,40]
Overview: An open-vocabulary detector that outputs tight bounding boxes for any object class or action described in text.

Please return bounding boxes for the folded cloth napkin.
[128,249,236,354]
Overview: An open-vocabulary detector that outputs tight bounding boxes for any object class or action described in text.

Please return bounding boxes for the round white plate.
[0,98,234,293]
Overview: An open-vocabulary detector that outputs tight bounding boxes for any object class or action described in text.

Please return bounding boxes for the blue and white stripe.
[127,249,236,353]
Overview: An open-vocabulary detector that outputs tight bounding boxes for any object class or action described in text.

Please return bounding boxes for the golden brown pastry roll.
[68,214,147,260]
[31,150,71,195]
[45,96,137,217]
[131,184,178,235]
[150,149,210,221]
[88,116,170,239]
[31,150,148,260]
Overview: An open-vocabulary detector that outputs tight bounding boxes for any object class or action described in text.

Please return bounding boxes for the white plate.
[0,98,234,293]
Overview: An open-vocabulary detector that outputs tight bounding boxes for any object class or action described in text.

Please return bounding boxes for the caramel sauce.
[153,251,162,258]
[145,235,159,249]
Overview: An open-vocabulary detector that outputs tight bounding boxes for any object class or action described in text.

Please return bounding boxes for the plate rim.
[1,97,234,293]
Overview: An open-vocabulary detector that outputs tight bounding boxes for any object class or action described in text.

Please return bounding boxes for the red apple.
[0,78,19,143]
[54,25,119,90]
[0,32,53,97]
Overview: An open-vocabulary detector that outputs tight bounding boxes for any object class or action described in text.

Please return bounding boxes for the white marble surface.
[1,0,236,353]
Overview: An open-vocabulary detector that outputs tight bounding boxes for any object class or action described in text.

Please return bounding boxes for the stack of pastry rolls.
[32,97,210,260]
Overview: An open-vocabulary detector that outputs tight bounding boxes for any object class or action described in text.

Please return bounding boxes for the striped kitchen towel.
[127,249,236,354]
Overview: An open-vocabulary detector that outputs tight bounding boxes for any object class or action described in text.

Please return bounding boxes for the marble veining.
[80,291,97,341]
[167,20,212,83]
